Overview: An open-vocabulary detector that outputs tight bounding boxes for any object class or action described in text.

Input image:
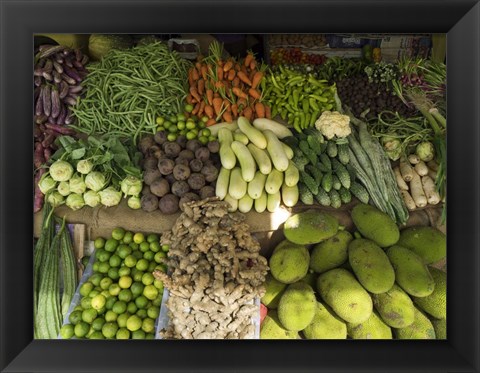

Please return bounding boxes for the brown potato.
[150,178,170,197]
[158,194,179,214]
[141,194,159,212]
[173,164,191,181]
[171,180,190,197]
[143,168,162,186]
[158,158,175,175]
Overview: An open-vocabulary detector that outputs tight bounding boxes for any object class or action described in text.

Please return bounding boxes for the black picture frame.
[1,0,479,372]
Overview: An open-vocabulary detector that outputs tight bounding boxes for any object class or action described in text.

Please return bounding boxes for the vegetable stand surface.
[33,33,446,341]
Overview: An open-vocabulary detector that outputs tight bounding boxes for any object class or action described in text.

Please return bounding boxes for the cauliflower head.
[315,111,351,139]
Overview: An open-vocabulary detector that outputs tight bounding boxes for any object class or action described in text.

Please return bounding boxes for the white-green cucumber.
[238,194,254,213]
[208,120,238,136]
[254,191,268,213]
[264,130,290,171]
[237,116,267,149]
[247,143,272,175]
[265,169,284,194]
[228,167,247,200]
[284,161,300,187]
[215,167,231,200]
[248,171,267,200]
[230,140,256,182]
[218,128,236,170]
[224,193,238,212]
[252,118,293,139]
[281,183,299,207]
[282,143,294,160]
[267,191,281,212]
[233,132,249,145]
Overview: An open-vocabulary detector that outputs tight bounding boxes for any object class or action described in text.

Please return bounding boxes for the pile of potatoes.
[138,130,221,214]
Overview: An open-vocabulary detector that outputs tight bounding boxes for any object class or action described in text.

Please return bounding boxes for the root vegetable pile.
[154,198,268,339]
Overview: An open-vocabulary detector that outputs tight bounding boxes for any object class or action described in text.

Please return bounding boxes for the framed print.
[1,0,479,372]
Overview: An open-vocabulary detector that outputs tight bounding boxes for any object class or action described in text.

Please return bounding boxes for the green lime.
[142,318,155,333]
[126,315,143,332]
[95,249,110,263]
[80,297,92,309]
[92,263,100,272]
[148,261,157,273]
[105,238,120,252]
[135,295,149,309]
[116,327,130,340]
[136,259,149,272]
[102,322,118,339]
[124,255,137,268]
[177,121,186,130]
[123,231,133,244]
[152,294,163,307]
[60,324,75,339]
[143,251,155,261]
[117,313,131,328]
[184,104,194,113]
[136,309,148,319]
[89,273,103,287]
[118,266,131,277]
[142,273,155,286]
[131,329,146,339]
[177,113,187,122]
[105,296,117,310]
[198,136,209,145]
[108,283,121,297]
[201,115,209,123]
[88,290,101,298]
[89,331,105,339]
[155,264,168,273]
[147,234,159,243]
[161,244,170,253]
[133,270,144,283]
[131,282,145,297]
[163,120,172,130]
[143,284,159,300]
[94,237,105,249]
[97,306,107,315]
[149,241,161,253]
[74,305,83,312]
[79,282,94,297]
[100,277,113,290]
[145,333,155,340]
[98,262,110,274]
[132,250,143,260]
[186,121,196,130]
[91,294,107,310]
[133,232,145,244]
[118,289,133,303]
[169,115,178,123]
[112,300,127,314]
[108,268,120,281]
[168,125,178,134]
[82,308,98,323]
[197,121,206,129]
[68,310,83,325]
[201,128,211,137]
[154,251,167,264]
[208,135,216,142]
[117,244,132,259]
[111,227,126,241]
[156,126,164,133]
[109,254,122,268]
[119,275,133,289]
[147,306,160,319]
[74,322,90,338]
[92,317,106,331]
[130,242,140,251]
[153,279,164,290]
[104,310,118,323]
[186,131,197,140]
[127,302,138,314]
[156,116,165,125]
[139,241,150,253]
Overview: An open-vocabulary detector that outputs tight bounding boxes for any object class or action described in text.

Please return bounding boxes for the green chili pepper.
[302,98,310,113]
[293,117,301,133]
[309,98,320,111]
[293,90,300,107]
[299,112,306,129]
[309,94,329,103]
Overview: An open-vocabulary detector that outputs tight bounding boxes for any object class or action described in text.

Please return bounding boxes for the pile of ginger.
[154,197,268,339]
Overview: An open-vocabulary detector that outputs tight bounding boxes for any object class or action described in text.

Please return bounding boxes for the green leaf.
[71,148,86,160]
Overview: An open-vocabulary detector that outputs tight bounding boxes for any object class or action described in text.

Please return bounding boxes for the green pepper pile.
[262,66,337,133]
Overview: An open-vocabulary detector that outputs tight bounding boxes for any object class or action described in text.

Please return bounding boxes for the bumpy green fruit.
[387,245,435,297]
[347,311,392,339]
[303,302,347,339]
[397,226,446,264]
[351,203,400,247]
[412,267,446,319]
[372,284,415,328]
[283,210,339,245]
[394,306,436,339]
[260,310,299,339]
[317,268,373,324]
[348,238,395,294]
[261,274,287,309]
[269,244,310,284]
[277,282,317,331]
[432,318,446,339]
[310,230,353,273]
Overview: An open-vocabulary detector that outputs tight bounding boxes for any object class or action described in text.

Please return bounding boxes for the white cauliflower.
[315,111,351,139]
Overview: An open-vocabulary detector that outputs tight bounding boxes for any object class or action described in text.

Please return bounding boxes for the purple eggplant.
[69,85,83,94]
[36,58,46,69]
[34,76,42,87]
[59,81,70,99]
[61,73,76,85]
[74,48,82,62]
[81,54,89,66]
[57,103,67,124]
[63,95,78,106]
[38,45,66,59]
[55,56,64,64]
[44,59,53,73]
[34,68,44,77]
[42,71,53,81]
[51,87,61,119]
[42,85,51,117]
[53,60,63,74]
[64,109,74,125]
[63,65,82,83]
[35,114,48,124]
[53,71,62,84]
[34,86,42,101]
[35,88,44,116]
[45,122,75,135]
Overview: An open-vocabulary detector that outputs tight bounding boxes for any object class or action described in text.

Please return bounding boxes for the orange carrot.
[197,79,205,95]
[265,105,271,119]
[198,101,206,117]
[188,69,195,87]
[223,60,234,72]
[190,86,202,103]
[215,81,224,90]
[243,106,253,121]
[244,53,254,68]
[216,65,223,80]
[237,71,252,86]
[218,60,224,67]
[231,104,238,117]
[214,92,221,99]
[249,60,257,71]
[195,61,202,72]
[254,102,265,118]
[201,64,208,81]
[186,94,194,105]
[206,89,214,106]
[232,77,240,87]
[213,97,223,117]
[237,97,247,109]
[204,105,214,119]
[227,69,236,81]
[192,68,199,81]
[223,111,233,123]
[235,63,242,71]
[192,102,200,115]
[232,87,248,100]
[248,88,261,100]
[206,118,217,127]
[251,71,264,89]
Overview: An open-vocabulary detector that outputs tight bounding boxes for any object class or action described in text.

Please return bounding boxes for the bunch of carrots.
[186,41,271,126]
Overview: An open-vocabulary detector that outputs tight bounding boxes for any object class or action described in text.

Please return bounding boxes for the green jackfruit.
[303,302,347,339]
[432,318,446,339]
[260,310,300,339]
[397,226,446,264]
[347,310,392,339]
[394,306,436,339]
[372,284,415,328]
[310,230,353,274]
[278,282,317,331]
[299,271,317,289]
[269,243,310,284]
[261,274,288,309]
[317,268,373,324]
[387,245,435,297]
[283,210,339,245]
[412,267,446,319]
[351,203,400,247]
[348,238,395,294]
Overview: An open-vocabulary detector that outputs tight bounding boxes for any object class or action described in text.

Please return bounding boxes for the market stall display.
[33,33,447,340]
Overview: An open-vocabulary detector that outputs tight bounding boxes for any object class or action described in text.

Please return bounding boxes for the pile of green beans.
[70,42,191,143]
[262,65,337,133]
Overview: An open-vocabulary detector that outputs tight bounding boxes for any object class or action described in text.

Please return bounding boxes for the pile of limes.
[59,227,169,340]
